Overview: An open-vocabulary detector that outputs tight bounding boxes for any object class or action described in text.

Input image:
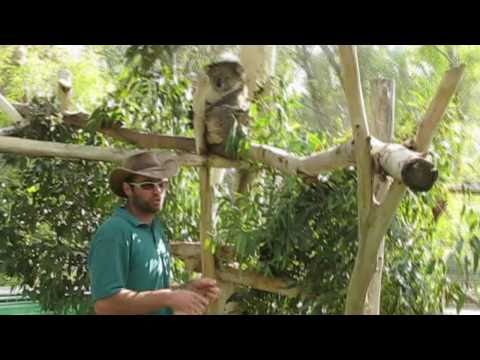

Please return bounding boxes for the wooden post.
[365,79,395,315]
[12,45,28,66]
[233,46,277,196]
[216,281,237,314]
[338,45,375,314]
[193,66,219,314]
[346,65,464,314]
[0,93,25,124]
[199,167,219,314]
[240,45,276,99]
[57,70,73,114]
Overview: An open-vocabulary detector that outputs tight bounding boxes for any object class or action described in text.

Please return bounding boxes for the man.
[88,151,220,315]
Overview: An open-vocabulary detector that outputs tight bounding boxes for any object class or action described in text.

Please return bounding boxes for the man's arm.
[94,288,209,315]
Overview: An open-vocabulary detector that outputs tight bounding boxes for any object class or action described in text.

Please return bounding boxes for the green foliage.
[216,167,464,314]
[0,97,115,314]
[217,170,357,314]
[0,273,20,287]
[88,60,193,136]
[0,46,112,112]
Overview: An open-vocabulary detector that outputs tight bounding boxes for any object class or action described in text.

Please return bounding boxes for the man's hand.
[185,278,220,303]
[167,289,209,315]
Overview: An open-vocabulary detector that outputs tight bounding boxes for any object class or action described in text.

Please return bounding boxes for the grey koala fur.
[204,60,251,158]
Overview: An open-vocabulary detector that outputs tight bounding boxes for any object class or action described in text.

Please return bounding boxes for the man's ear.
[122,182,132,197]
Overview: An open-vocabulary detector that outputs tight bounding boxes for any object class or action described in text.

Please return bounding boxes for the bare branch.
[415,65,465,153]
[62,112,196,152]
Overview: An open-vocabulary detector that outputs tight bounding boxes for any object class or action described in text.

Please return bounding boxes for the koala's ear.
[205,63,217,77]
[234,63,245,76]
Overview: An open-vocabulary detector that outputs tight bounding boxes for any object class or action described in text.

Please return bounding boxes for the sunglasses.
[128,180,169,191]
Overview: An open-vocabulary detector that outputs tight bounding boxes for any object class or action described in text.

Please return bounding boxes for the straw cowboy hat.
[109,152,178,198]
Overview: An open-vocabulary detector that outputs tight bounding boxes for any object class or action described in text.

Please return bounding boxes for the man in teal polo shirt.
[88,152,220,315]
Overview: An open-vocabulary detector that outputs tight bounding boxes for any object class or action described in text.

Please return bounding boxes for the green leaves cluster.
[0,98,115,314]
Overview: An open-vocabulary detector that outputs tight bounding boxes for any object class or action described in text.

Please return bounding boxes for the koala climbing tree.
[0,45,465,315]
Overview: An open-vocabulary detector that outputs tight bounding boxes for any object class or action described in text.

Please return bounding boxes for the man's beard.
[131,193,163,214]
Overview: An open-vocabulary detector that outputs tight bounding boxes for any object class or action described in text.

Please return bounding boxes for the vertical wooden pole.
[57,69,73,114]
[199,167,219,314]
[346,65,464,314]
[364,79,395,315]
[338,46,374,314]
[194,69,220,314]
[239,45,276,99]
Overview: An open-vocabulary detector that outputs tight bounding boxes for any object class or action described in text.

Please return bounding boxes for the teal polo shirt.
[88,207,173,315]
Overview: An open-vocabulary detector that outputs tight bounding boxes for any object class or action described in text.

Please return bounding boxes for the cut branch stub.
[370,138,438,192]
[401,157,438,192]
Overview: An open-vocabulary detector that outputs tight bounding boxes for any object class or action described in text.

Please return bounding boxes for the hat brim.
[109,160,178,198]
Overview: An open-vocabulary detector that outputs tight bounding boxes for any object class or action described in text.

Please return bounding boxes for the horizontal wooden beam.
[0,136,247,169]
[62,112,196,152]
[170,241,301,298]
[448,183,480,194]
[217,265,300,298]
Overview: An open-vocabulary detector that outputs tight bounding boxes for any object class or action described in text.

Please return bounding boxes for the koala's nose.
[216,78,224,89]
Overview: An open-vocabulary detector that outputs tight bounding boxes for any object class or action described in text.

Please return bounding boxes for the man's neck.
[125,203,155,225]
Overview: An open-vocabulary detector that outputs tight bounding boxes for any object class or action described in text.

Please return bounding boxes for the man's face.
[125,175,169,214]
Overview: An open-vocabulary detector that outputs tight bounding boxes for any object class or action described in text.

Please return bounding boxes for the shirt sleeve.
[88,223,130,302]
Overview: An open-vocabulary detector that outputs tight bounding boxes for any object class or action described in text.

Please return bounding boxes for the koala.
[205,60,249,110]
[203,57,251,159]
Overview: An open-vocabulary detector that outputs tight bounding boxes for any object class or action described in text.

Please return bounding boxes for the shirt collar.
[115,207,150,227]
